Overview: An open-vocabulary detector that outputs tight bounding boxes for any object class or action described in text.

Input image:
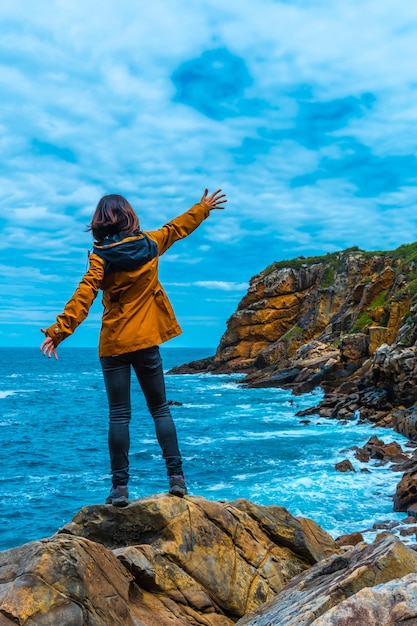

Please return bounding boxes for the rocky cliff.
[171,242,417,431]
[2,495,417,625]
[172,244,416,379]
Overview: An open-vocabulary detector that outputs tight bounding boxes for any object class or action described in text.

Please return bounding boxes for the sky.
[2,0,417,349]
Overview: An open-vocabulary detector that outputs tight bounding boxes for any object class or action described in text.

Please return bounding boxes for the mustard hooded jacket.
[45,200,211,357]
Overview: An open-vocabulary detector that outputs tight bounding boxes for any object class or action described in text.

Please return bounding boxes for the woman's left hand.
[40,330,58,360]
[200,189,227,210]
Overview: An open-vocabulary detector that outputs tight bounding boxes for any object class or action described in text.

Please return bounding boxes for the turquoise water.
[0,347,408,550]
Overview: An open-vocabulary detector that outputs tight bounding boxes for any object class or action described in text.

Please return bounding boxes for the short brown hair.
[88,194,140,242]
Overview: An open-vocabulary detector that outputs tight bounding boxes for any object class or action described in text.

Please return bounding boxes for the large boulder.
[236,535,417,626]
[0,534,135,626]
[0,495,338,625]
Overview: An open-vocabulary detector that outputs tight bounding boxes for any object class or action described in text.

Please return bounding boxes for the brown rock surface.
[335,532,364,547]
[335,460,356,473]
[310,573,417,625]
[0,495,339,625]
[393,468,417,511]
[0,534,135,626]
[235,535,417,626]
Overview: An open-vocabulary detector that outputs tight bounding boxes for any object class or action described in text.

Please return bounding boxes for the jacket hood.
[93,232,158,274]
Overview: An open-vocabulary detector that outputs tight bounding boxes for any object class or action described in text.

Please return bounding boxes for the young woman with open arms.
[40,188,227,506]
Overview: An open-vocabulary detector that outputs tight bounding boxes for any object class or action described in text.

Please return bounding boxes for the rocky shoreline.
[2,494,417,625]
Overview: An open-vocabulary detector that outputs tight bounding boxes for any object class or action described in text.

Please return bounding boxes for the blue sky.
[2,0,417,348]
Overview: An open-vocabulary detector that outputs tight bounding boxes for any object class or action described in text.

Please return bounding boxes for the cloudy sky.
[2,0,417,349]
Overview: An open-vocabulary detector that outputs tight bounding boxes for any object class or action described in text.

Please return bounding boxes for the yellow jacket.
[45,201,211,357]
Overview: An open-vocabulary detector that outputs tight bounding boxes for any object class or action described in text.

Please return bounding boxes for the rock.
[235,535,417,626]
[372,520,400,531]
[339,334,369,365]
[393,409,417,440]
[393,469,417,511]
[335,459,356,472]
[0,534,135,626]
[354,447,370,462]
[21,495,334,624]
[399,526,417,537]
[169,246,412,386]
[309,573,417,625]
[335,532,364,547]
[356,436,407,465]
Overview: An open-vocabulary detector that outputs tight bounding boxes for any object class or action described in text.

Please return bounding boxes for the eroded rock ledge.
[1,495,417,625]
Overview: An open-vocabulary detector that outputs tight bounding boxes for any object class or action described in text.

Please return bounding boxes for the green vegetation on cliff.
[265,241,417,303]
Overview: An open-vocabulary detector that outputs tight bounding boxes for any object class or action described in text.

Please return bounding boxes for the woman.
[40,188,227,506]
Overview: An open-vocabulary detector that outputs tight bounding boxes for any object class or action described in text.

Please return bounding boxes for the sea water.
[0,347,408,551]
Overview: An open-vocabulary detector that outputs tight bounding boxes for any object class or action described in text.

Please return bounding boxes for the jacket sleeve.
[145,201,211,256]
[45,253,105,347]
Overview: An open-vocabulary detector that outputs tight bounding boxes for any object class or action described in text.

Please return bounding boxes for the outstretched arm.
[147,188,227,255]
[39,254,104,360]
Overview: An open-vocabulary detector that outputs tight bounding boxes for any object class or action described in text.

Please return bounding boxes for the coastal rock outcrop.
[3,497,417,625]
[170,245,412,381]
[169,245,417,406]
[236,535,417,626]
[0,495,337,625]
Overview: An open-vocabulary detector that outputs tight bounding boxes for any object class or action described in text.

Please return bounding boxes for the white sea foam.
[0,390,16,399]
[0,389,37,399]
[182,404,215,409]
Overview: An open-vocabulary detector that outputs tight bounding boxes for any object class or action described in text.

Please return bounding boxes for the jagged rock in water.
[394,467,417,512]
[235,535,417,626]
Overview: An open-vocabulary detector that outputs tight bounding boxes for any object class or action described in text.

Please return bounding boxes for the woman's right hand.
[200,189,227,210]
[40,330,58,360]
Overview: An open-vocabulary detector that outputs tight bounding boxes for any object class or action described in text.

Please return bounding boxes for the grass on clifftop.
[264,246,363,276]
[264,241,417,301]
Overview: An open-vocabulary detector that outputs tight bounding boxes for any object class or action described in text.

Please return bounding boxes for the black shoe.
[105,485,129,507]
[169,474,188,497]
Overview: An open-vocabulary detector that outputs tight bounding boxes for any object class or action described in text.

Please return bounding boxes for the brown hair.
[88,194,140,242]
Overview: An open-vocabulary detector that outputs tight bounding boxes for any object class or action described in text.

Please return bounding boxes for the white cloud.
[2,0,417,346]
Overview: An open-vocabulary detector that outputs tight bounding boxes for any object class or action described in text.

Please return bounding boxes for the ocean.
[0,346,408,551]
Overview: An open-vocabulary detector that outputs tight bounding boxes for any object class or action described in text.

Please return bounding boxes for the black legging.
[100,346,183,486]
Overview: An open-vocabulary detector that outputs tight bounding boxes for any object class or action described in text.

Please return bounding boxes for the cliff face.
[205,246,411,374]
[171,243,417,414]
